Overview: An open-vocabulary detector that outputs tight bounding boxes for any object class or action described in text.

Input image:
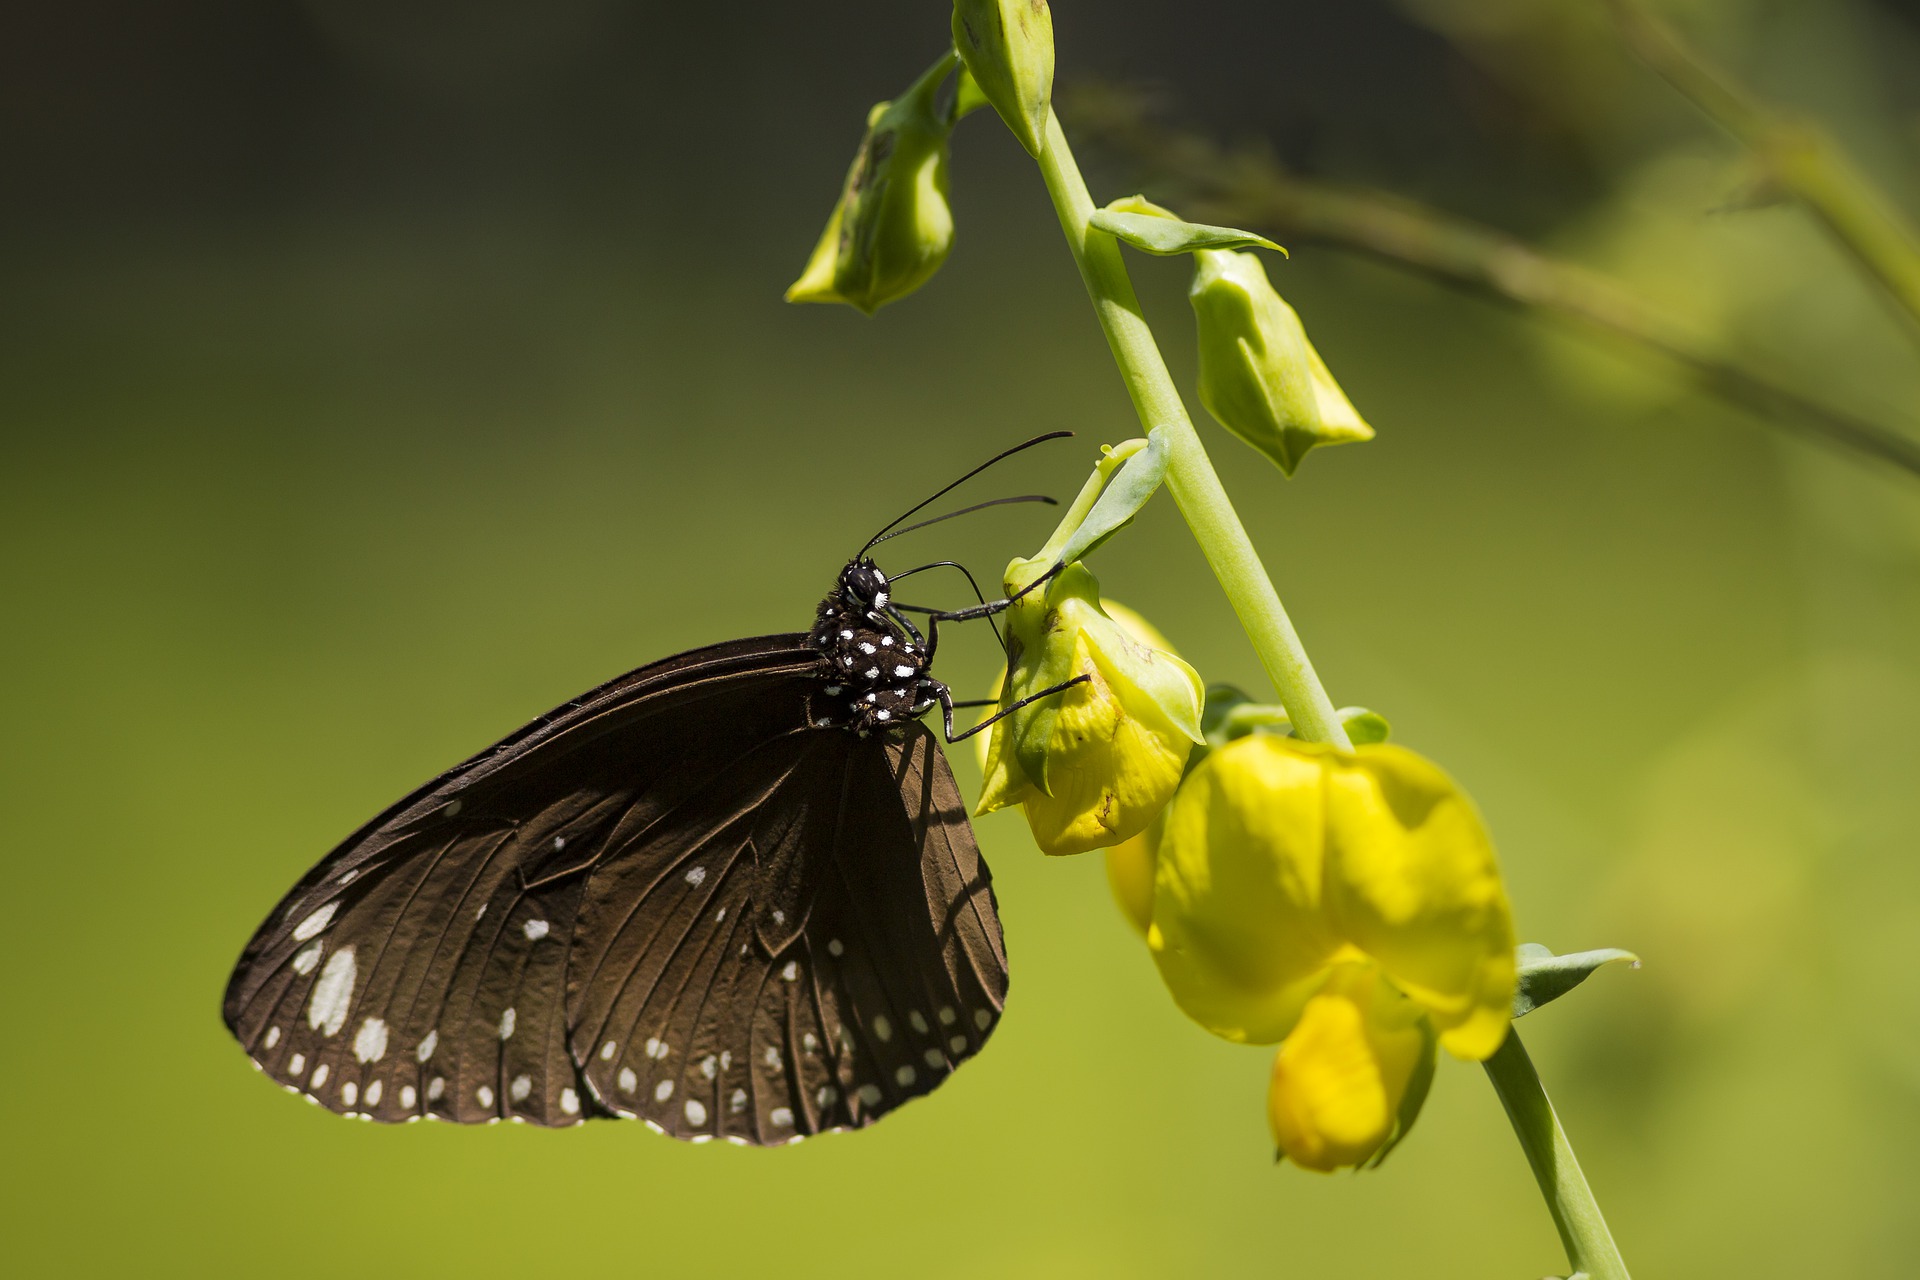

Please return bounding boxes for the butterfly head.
[838,558,890,612]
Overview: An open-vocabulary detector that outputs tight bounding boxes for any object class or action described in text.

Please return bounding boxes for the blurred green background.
[6,0,1920,1275]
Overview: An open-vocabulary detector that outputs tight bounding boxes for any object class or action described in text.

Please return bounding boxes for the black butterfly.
[222,437,1080,1144]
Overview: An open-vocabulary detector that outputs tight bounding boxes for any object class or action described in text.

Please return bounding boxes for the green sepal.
[953,64,992,121]
[1051,427,1168,566]
[1512,944,1640,1019]
[1184,685,1391,776]
[1092,199,1285,257]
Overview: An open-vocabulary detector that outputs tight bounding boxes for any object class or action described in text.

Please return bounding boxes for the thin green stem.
[1483,1029,1631,1280]
[1605,0,1920,347]
[1030,110,1351,749]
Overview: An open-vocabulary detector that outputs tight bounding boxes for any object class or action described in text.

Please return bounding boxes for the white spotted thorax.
[807,558,940,736]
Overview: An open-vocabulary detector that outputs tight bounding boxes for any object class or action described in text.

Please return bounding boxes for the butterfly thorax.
[807,558,938,736]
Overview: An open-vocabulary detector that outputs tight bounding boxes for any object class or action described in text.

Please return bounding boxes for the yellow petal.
[1104,808,1163,936]
[1017,637,1191,855]
[1319,745,1516,1060]
[1268,963,1429,1172]
[1148,736,1341,1041]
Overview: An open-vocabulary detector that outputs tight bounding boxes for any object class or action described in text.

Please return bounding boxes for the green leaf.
[1338,707,1392,745]
[1090,206,1286,257]
[1053,427,1169,565]
[1513,944,1640,1019]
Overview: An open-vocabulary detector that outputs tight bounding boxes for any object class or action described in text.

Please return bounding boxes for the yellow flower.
[1189,249,1373,475]
[975,569,1204,856]
[786,64,955,315]
[1149,735,1515,1169]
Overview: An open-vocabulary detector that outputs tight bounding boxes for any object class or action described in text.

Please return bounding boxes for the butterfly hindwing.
[567,722,1009,1145]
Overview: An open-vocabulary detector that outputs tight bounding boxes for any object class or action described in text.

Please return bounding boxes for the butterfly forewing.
[224,633,1009,1142]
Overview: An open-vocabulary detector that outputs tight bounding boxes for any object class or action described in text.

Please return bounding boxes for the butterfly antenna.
[858,431,1073,558]
[866,494,1056,548]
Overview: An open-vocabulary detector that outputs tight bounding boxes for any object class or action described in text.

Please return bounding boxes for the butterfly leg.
[907,559,1063,671]
[924,673,1090,744]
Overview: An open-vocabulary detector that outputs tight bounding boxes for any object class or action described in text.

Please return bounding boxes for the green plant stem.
[1030,110,1351,749]
[1483,1029,1631,1280]
[1605,0,1920,346]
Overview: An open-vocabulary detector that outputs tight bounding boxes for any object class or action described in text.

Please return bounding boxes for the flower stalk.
[1483,1029,1631,1280]
[1027,101,1629,1275]
[1030,110,1352,750]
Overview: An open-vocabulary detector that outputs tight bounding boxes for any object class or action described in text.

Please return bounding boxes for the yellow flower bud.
[1267,962,1434,1172]
[951,0,1055,157]
[1189,249,1373,475]
[976,566,1204,856]
[786,66,955,315]
[1149,735,1515,1057]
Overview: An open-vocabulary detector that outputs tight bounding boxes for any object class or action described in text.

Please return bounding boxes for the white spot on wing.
[923,1048,944,1069]
[600,1040,617,1061]
[498,1007,516,1040]
[828,938,844,957]
[365,1079,382,1107]
[305,946,357,1036]
[311,1063,329,1089]
[290,940,323,975]
[618,1067,637,1093]
[769,1107,793,1128]
[522,918,549,942]
[730,1088,748,1114]
[763,1046,782,1071]
[646,1037,669,1060]
[263,1026,281,1050]
[817,1085,837,1108]
[873,1016,892,1041]
[416,1030,437,1062]
[858,642,876,655]
[700,1055,717,1080]
[654,1079,674,1102]
[291,902,337,942]
[802,1033,818,1053]
[510,1074,532,1103]
[895,1065,916,1087]
[684,1099,708,1126]
[938,1006,956,1026]
[719,1050,731,1071]
[353,1017,388,1064]
[427,1076,445,1102]
[288,1053,305,1076]
[560,1087,579,1115]
[858,1084,883,1107]
[780,960,798,982]
[476,1085,494,1109]
[909,1010,928,1034]
[341,1081,357,1107]
[974,1008,992,1030]
[399,1084,416,1110]
[893,665,914,678]
[685,866,706,887]
[949,1035,968,1054]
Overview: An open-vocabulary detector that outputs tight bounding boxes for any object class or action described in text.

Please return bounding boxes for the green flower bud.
[976,562,1204,856]
[951,0,1055,157]
[786,63,956,315]
[1189,249,1374,475]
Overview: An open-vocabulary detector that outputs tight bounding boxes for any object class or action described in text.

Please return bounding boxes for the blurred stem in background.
[1030,98,1633,1280]
[1065,85,1920,481]
[1484,1029,1631,1280]
[1030,109,1352,750]
[1603,0,1920,350]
